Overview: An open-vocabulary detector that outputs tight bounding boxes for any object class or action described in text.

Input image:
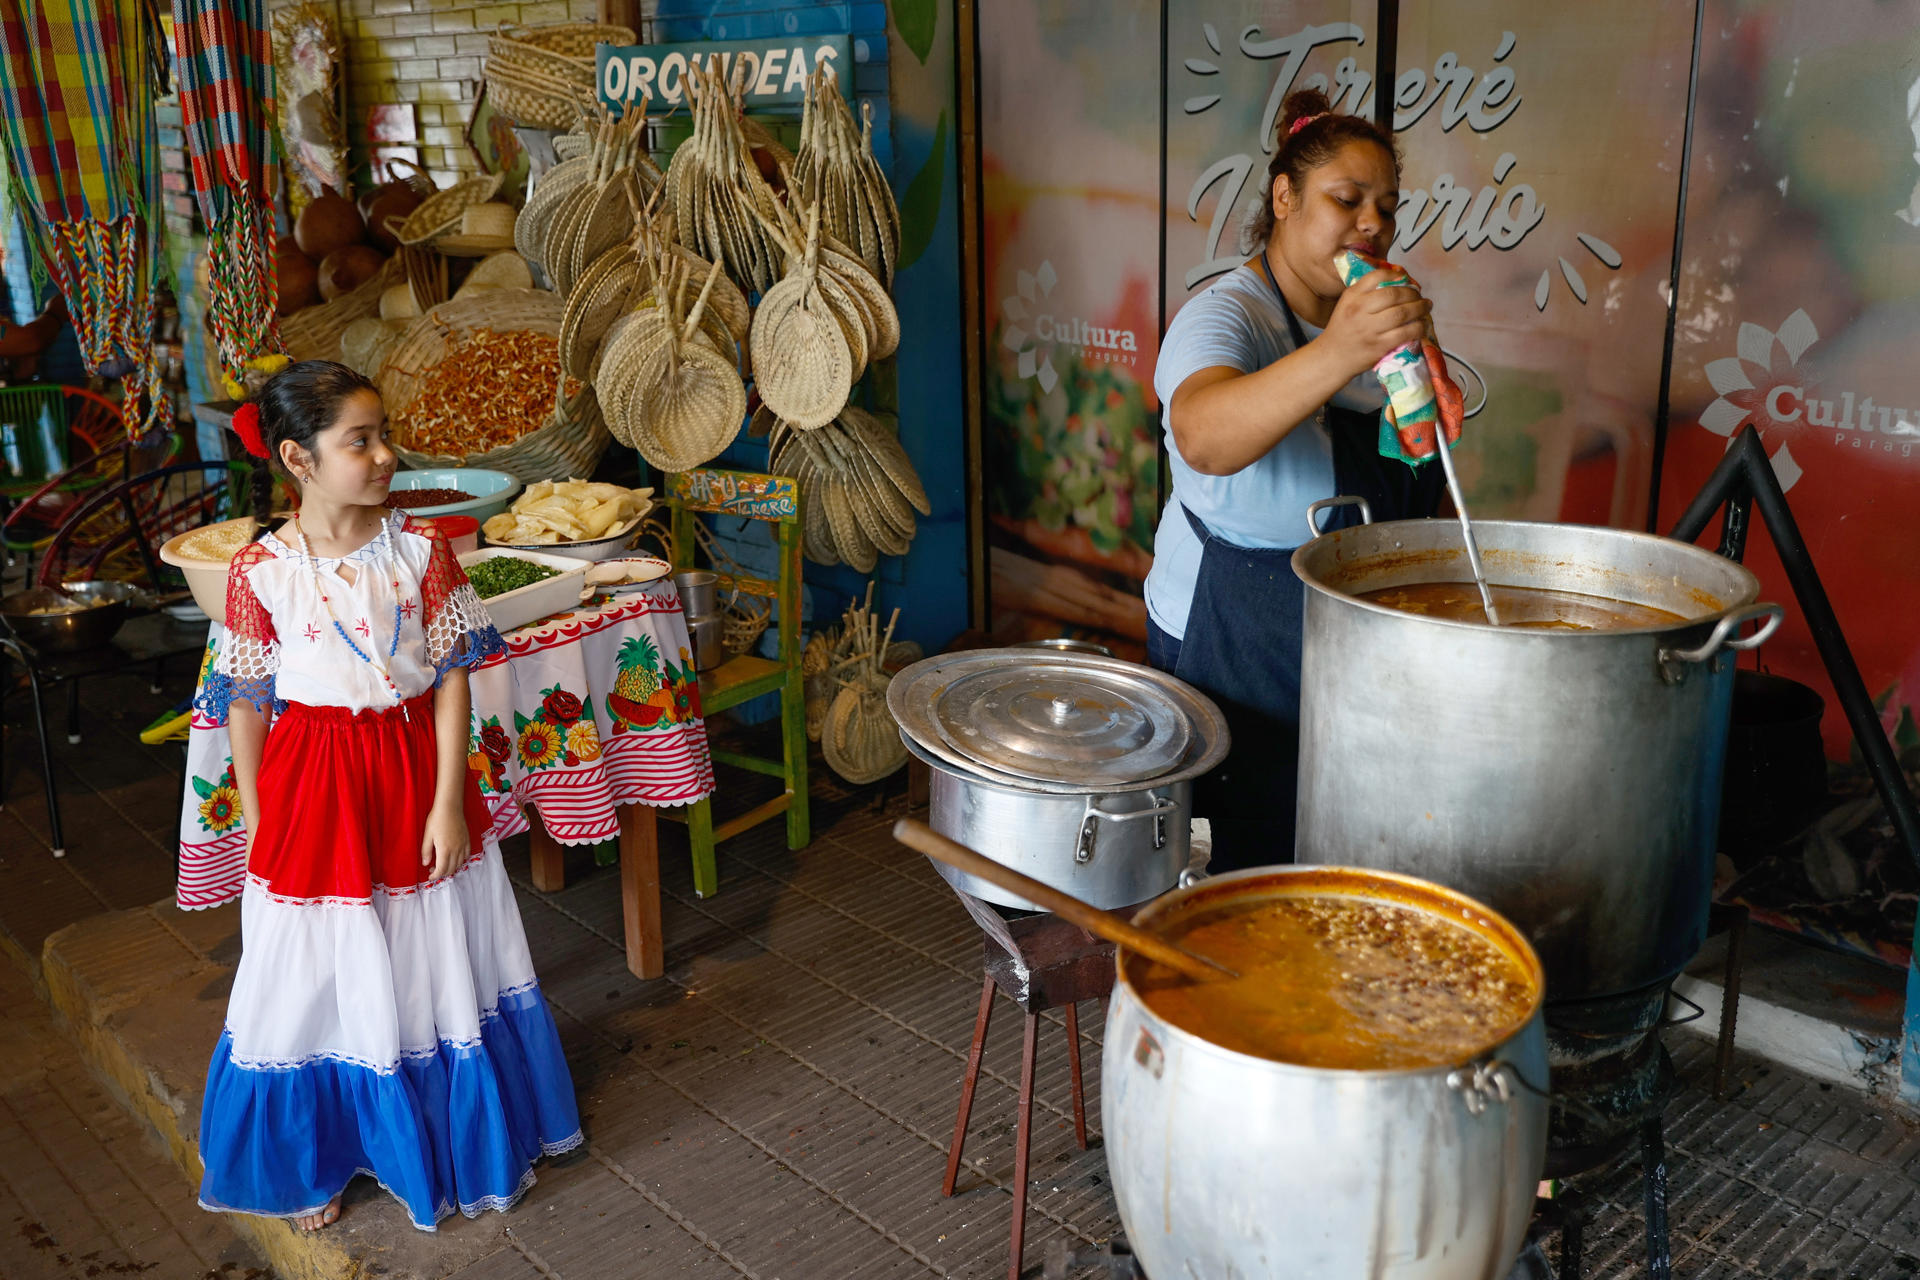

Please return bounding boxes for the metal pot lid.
[889,649,1230,791]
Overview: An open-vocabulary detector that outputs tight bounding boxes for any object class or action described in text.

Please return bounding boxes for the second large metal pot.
[890,649,1228,911]
[1291,515,1782,1001]
[1104,865,1548,1280]
[906,736,1191,910]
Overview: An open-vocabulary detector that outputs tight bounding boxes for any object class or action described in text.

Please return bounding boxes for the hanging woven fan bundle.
[749,199,898,430]
[557,186,751,387]
[822,599,909,786]
[767,403,929,573]
[662,61,788,296]
[753,197,897,399]
[597,251,747,472]
[803,584,920,743]
[532,106,662,296]
[792,69,901,290]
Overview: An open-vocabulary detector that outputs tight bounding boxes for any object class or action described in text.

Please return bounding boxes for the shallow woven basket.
[396,173,505,245]
[378,288,611,481]
[279,258,403,362]
[722,591,771,656]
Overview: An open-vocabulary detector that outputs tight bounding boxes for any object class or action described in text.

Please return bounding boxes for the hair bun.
[1278,88,1335,142]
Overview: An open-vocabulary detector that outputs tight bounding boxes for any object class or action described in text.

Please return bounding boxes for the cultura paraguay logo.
[1699,308,1920,491]
[1000,260,1139,394]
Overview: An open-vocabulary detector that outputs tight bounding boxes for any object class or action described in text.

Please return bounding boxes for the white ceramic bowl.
[388,468,521,523]
[459,547,589,634]
[157,516,265,626]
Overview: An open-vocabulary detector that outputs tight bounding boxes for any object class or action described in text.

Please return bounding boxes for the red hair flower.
[232,402,269,459]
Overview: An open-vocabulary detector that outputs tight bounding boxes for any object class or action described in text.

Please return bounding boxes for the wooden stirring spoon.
[891,819,1239,982]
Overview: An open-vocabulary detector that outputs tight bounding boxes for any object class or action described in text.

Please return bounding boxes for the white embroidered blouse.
[197,512,504,722]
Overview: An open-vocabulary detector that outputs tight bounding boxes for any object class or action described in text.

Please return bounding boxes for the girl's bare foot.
[295,1194,343,1231]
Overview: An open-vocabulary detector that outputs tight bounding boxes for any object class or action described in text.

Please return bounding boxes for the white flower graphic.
[1696,307,1818,492]
[1000,260,1060,393]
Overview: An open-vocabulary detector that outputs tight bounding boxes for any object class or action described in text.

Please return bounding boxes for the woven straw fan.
[823,606,908,785]
[517,155,592,269]
[750,202,853,430]
[631,257,747,472]
[793,70,900,289]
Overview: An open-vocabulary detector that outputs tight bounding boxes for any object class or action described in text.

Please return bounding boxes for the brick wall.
[315,0,602,188]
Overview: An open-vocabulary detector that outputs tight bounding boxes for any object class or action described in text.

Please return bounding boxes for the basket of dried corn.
[379,288,609,481]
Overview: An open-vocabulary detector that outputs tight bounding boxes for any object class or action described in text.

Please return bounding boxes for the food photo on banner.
[979,0,1164,659]
[1654,0,1920,959]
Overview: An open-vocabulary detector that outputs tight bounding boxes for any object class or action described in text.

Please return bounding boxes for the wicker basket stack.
[485,22,633,131]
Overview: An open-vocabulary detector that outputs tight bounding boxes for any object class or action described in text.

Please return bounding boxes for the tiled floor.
[3,658,1920,1278]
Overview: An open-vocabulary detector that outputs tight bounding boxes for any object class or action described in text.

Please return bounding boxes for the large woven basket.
[486,22,632,129]
[378,288,611,481]
[279,258,404,362]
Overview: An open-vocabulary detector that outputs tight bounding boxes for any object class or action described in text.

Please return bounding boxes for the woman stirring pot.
[1145,90,1446,871]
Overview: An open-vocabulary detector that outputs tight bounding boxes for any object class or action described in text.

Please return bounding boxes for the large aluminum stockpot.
[889,649,1228,911]
[1290,513,1783,1001]
[1104,865,1548,1280]
[903,736,1193,910]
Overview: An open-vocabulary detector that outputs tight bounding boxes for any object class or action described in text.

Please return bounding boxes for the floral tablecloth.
[176,581,715,910]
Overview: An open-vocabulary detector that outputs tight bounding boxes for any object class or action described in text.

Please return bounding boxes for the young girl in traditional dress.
[195,361,581,1232]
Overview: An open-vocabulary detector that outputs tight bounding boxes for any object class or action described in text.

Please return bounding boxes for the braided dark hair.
[1243,89,1402,252]
[246,360,378,540]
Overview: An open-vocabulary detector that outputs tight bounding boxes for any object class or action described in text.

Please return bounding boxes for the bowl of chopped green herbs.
[457,548,588,634]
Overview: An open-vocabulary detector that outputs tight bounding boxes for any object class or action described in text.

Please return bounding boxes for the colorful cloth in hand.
[1335,249,1465,464]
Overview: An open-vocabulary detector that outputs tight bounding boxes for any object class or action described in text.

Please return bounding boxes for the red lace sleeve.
[223,541,278,644]
[197,541,281,724]
[404,516,505,676]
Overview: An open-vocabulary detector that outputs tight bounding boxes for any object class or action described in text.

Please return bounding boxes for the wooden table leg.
[618,803,664,980]
[528,812,566,893]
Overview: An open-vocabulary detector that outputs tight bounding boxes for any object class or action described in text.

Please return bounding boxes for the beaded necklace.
[295,510,404,702]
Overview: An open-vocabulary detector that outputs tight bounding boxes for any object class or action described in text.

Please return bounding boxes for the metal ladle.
[1431,423,1501,626]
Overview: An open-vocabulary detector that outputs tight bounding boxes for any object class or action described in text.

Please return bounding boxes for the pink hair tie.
[1288,112,1328,138]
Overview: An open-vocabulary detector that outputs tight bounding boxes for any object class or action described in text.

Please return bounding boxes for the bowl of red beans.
[385,468,521,524]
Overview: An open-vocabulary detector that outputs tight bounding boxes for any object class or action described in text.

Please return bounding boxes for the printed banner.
[980,0,1163,658]
[1164,0,1694,530]
[1656,0,1920,763]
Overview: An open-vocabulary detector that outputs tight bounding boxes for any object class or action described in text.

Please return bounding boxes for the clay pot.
[294,192,365,259]
[276,243,320,314]
[363,184,421,251]
[317,244,387,301]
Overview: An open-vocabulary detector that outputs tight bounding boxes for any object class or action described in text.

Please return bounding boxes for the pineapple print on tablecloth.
[608,634,701,732]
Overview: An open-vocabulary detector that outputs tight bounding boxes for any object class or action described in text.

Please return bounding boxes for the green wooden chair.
[665,467,810,897]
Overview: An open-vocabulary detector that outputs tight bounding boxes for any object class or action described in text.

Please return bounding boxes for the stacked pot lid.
[888,649,1228,794]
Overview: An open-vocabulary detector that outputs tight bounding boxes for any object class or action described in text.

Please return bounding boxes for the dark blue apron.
[1170,256,1443,873]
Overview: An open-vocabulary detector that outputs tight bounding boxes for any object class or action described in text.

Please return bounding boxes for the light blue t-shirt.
[1143,265,1383,639]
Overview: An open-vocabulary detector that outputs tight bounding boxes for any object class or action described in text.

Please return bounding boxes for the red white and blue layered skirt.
[197,694,582,1229]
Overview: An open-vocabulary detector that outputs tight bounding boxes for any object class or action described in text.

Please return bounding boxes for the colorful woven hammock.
[0,0,168,439]
[172,0,281,374]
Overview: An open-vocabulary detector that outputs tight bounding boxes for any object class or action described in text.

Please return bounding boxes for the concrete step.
[39,898,513,1280]
[1675,920,1909,1098]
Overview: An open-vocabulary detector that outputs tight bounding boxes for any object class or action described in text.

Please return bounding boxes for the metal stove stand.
[943,889,1117,1280]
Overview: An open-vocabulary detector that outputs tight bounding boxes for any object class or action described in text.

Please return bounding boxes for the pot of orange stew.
[1290,508,1783,1004]
[1104,864,1548,1280]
